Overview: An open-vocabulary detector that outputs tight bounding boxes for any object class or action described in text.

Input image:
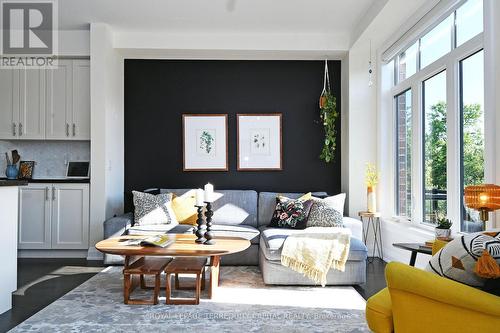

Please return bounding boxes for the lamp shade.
[464,184,500,211]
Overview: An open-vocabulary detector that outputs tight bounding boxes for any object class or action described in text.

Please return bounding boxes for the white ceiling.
[59,0,380,39]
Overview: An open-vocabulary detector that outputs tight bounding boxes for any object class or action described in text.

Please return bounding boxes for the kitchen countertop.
[0,178,90,184]
[0,179,28,186]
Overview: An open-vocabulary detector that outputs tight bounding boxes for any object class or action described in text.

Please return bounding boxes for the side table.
[358,211,383,263]
[393,243,432,266]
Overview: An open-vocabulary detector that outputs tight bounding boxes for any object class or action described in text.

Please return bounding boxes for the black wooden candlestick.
[203,201,215,245]
[194,205,206,243]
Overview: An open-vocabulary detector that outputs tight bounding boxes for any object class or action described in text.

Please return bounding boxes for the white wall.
[59,30,90,56]
[114,31,349,53]
[88,24,124,260]
[347,0,433,266]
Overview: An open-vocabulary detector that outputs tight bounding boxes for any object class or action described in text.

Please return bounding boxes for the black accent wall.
[124,59,341,210]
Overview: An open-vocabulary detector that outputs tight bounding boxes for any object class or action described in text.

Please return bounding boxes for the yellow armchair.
[366,262,500,333]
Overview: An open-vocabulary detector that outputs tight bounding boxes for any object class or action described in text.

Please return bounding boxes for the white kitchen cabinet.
[0,69,20,139]
[45,59,90,140]
[18,184,51,249]
[19,69,46,139]
[18,183,89,250]
[46,59,72,139]
[51,184,89,249]
[0,59,89,141]
[71,60,91,140]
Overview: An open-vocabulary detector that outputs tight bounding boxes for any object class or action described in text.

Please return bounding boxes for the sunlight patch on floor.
[13,266,104,296]
[205,286,366,310]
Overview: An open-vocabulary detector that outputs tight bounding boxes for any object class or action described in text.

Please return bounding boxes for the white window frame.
[388,12,485,233]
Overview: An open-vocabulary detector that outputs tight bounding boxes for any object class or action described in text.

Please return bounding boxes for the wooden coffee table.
[95,234,250,299]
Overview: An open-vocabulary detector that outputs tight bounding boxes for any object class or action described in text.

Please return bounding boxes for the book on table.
[120,235,174,248]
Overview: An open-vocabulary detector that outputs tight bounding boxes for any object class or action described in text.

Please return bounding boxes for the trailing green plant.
[436,217,452,229]
[319,91,338,163]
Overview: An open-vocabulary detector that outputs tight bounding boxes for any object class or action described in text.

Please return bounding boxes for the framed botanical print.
[237,113,282,170]
[183,114,228,171]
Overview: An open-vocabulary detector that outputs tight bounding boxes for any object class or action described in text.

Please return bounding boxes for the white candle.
[204,183,214,202]
[195,188,204,206]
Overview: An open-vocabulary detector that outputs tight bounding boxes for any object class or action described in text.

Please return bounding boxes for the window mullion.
[446,60,461,233]
[412,80,423,224]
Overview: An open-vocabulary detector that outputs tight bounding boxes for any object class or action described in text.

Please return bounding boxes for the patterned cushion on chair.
[426,231,500,288]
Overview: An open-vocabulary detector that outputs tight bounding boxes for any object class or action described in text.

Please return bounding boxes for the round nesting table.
[96,234,250,299]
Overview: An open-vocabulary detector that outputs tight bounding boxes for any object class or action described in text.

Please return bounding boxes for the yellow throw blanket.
[281,227,351,287]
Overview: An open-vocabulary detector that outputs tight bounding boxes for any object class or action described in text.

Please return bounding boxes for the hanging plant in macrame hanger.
[319,60,338,163]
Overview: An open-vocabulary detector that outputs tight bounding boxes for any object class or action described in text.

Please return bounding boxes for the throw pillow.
[132,191,175,226]
[318,193,346,216]
[426,231,500,288]
[171,191,199,225]
[306,200,344,228]
[269,196,314,229]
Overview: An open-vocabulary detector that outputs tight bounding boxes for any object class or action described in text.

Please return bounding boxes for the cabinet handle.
[19,123,23,136]
[12,123,16,136]
[72,123,76,136]
[45,187,49,201]
[66,123,69,137]
[52,187,56,201]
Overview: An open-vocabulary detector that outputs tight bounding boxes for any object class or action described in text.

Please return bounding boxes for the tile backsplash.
[0,140,90,178]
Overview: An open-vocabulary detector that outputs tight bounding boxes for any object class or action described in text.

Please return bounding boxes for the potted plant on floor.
[435,217,452,240]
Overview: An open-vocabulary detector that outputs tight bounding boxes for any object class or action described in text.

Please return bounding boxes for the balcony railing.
[424,188,447,223]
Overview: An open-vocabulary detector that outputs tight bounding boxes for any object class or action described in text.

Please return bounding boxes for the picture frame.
[183,114,228,171]
[19,161,35,179]
[237,113,282,171]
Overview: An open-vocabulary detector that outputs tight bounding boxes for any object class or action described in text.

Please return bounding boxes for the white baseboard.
[18,250,89,258]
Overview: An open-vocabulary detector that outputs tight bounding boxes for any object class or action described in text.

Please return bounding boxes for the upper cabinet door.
[19,69,46,139]
[0,69,20,139]
[71,60,90,140]
[46,60,72,139]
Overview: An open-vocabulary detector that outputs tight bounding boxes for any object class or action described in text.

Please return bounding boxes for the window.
[393,0,484,85]
[422,71,447,224]
[460,50,485,232]
[420,15,453,68]
[390,0,485,231]
[456,0,483,47]
[398,42,418,83]
[396,90,412,218]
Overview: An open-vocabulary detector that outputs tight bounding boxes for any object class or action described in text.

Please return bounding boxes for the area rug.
[9,266,369,333]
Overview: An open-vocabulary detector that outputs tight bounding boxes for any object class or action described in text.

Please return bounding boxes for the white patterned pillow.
[426,231,500,288]
[316,193,346,216]
[306,200,344,228]
[132,191,176,226]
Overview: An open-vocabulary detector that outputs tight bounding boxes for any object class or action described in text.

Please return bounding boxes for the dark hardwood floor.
[0,259,104,333]
[0,258,386,332]
[354,258,387,299]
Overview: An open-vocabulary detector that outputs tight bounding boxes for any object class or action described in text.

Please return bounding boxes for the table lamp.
[464,184,500,224]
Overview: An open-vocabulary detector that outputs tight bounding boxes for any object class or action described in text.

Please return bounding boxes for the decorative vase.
[435,228,451,239]
[6,165,18,179]
[367,186,377,213]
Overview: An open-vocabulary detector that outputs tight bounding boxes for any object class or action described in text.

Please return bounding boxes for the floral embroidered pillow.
[269,197,314,229]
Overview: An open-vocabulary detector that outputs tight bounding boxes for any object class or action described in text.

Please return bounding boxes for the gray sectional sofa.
[103,189,368,285]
